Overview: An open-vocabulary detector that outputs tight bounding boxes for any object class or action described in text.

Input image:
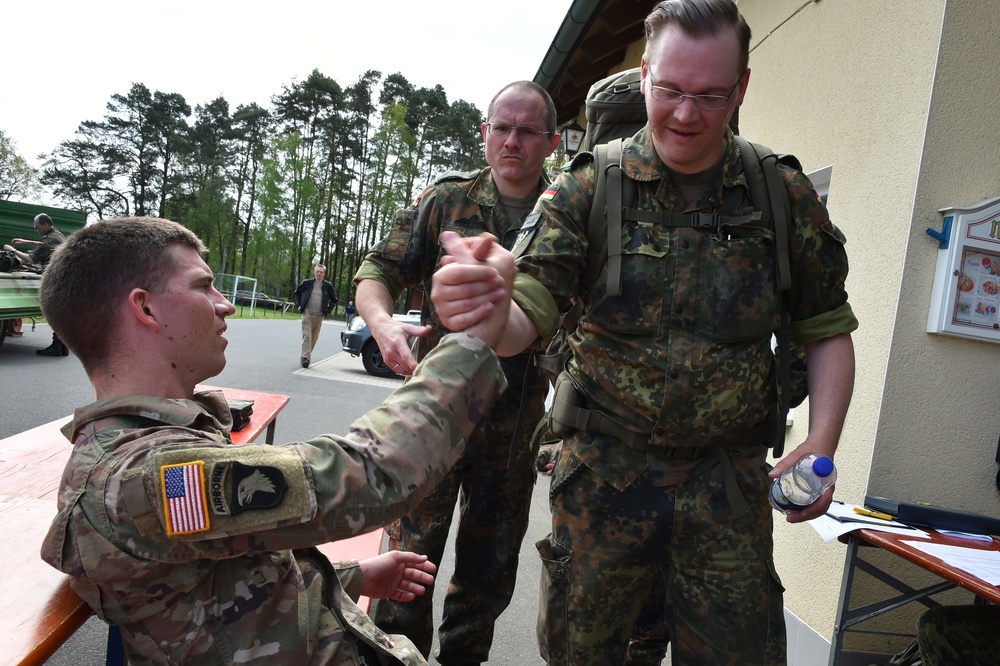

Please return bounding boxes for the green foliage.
[0,129,41,201]
[34,69,493,304]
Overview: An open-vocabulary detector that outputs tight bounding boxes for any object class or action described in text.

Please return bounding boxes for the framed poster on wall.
[927,194,1000,343]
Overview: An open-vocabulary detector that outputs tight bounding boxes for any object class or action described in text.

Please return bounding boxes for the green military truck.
[0,200,86,347]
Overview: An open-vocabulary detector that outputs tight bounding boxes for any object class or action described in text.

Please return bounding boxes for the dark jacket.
[294,279,338,317]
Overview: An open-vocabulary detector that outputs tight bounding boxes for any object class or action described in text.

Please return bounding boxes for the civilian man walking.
[294,264,338,368]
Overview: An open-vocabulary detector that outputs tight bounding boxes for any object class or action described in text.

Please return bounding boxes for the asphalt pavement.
[2,317,551,665]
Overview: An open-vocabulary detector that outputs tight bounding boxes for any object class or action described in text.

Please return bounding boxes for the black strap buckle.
[693,212,720,228]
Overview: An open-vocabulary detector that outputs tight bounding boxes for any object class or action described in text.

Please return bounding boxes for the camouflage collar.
[467,166,550,207]
[621,126,749,196]
[62,391,233,443]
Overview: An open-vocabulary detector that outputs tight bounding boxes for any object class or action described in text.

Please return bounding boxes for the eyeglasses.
[648,79,741,111]
[485,123,554,140]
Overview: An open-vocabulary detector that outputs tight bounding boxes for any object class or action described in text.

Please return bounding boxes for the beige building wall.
[869,1,1000,509]
[742,0,1000,657]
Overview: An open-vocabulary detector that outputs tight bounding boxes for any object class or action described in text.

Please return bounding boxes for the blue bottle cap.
[812,456,834,478]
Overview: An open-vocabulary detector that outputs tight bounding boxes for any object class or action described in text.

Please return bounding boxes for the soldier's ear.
[126,288,161,332]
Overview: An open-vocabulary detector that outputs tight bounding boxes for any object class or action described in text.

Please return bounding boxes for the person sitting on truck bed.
[4,213,65,268]
[4,213,68,356]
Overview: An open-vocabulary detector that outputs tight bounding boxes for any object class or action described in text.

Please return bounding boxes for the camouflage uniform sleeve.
[784,167,859,346]
[512,161,596,344]
[511,273,559,344]
[353,184,442,297]
[334,561,363,601]
[125,333,505,555]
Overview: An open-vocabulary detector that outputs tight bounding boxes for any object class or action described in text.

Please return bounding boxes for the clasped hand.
[432,232,516,349]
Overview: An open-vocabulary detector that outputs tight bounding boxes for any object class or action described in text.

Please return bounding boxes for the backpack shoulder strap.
[584,138,625,299]
[735,137,797,291]
[602,138,625,297]
[550,138,627,336]
[735,135,798,457]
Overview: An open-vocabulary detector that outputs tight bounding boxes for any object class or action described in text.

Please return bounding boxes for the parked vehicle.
[233,290,292,312]
[0,270,41,347]
[340,311,421,378]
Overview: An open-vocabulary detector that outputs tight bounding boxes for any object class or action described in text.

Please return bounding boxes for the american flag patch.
[540,186,559,200]
[161,461,210,536]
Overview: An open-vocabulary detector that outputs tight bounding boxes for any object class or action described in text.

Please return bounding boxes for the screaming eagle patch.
[210,461,289,515]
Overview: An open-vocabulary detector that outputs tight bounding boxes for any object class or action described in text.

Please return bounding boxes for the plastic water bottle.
[769,453,837,513]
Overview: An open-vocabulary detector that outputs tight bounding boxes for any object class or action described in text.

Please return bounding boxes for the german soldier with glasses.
[354,81,561,665]
[430,1,858,663]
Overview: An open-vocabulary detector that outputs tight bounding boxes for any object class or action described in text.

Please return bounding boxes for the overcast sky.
[4,0,574,173]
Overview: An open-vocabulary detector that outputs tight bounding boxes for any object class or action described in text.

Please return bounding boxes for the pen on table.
[854,507,893,521]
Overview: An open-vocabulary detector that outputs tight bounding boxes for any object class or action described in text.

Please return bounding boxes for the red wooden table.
[829,526,1000,664]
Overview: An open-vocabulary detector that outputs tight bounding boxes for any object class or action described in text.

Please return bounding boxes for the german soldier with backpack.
[432,1,858,663]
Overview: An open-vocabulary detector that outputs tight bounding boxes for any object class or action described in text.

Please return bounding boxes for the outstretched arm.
[3,245,33,264]
[355,279,430,376]
[8,238,42,248]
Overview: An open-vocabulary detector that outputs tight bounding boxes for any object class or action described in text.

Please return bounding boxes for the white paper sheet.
[901,540,1000,585]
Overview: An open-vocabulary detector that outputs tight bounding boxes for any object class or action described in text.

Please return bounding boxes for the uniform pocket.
[441,217,489,238]
[584,219,667,335]
[706,230,779,342]
[536,535,573,665]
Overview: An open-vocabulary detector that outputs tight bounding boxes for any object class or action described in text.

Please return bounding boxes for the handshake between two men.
[433,231,537,358]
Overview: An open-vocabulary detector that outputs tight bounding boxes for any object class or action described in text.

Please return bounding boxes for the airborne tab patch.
[161,461,210,536]
[210,461,289,516]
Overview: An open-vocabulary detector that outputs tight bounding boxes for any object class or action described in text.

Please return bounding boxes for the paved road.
[2,318,550,665]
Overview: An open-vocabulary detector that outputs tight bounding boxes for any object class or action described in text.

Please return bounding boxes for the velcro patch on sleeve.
[512,212,542,258]
[161,461,211,536]
[152,445,315,539]
[540,186,559,200]
[210,461,289,515]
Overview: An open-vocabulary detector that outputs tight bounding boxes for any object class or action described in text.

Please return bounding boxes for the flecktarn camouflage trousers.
[537,441,786,665]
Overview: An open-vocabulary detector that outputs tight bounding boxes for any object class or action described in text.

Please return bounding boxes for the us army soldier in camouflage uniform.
[431,1,858,664]
[355,81,561,665]
[38,216,516,665]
